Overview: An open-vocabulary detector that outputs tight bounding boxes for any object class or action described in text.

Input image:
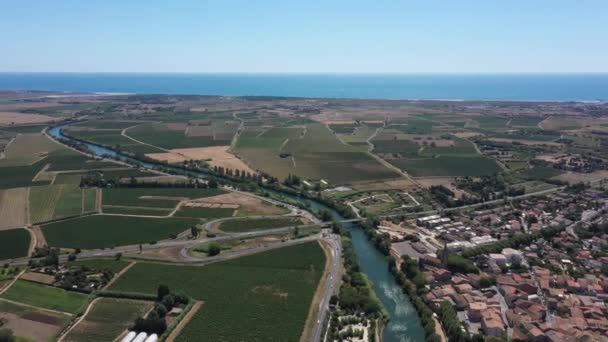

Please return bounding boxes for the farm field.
[110,241,325,342]
[1,280,88,314]
[42,215,198,249]
[218,217,302,233]
[62,298,153,342]
[65,128,163,155]
[102,206,174,216]
[391,156,502,177]
[102,187,224,209]
[125,122,233,149]
[0,187,28,229]
[29,184,97,223]
[0,133,61,167]
[0,228,30,260]
[173,206,235,219]
[0,159,48,189]
[0,299,71,342]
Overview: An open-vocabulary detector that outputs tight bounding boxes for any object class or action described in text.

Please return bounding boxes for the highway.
[311,233,342,342]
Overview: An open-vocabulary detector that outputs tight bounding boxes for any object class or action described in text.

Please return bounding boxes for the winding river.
[48,126,425,342]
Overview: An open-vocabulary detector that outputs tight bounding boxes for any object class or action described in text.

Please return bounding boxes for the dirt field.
[0,112,56,125]
[554,170,608,184]
[454,132,482,139]
[193,192,288,215]
[415,177,469,198]
[0,187,28,229]
[20,272,56,285]
[0,309,66,342]
[146,146,256,174]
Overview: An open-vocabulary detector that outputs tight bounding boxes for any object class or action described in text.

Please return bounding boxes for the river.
[48,126,426,342]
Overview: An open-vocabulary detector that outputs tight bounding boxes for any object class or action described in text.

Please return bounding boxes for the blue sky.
[1,0,606,73]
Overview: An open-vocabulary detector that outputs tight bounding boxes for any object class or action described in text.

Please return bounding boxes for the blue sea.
[1,73,608,101]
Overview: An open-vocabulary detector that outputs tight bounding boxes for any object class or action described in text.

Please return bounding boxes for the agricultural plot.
[174,206,235,219]
[237,123,397,183]
[44,149,116,172]
[71,120,143,130]
[1,280,88,314]
[390,156,502,177]
[29,184,97,223]
[371,138,420,157]
[102,206,173,216]
[473,116,509,129]
[420,137,479,156]
[513,166,564,181]
[0,159,48,189]
[42,215,198,249]
[0,228,30,260]
[386,119,435,134]
[0,187,28,229]
[349,191,420,215]
[0,300,71,342]
[110,242,325,342]
[126,123,231,149]
[62,298,153,342]
[65,128,163,155]
[218,217,302,233]
[0,133,61,167]
[102,187,224,210]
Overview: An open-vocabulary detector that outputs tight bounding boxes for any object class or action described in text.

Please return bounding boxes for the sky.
[1,0,607,73]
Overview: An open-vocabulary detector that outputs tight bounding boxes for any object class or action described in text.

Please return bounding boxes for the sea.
[1,72,608,101]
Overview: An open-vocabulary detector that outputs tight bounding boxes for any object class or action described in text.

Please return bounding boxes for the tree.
[0,329,15,342]
[207,243,221,256]
[157,284,170,301]
[208,179,218,188]
[190,226,201,238]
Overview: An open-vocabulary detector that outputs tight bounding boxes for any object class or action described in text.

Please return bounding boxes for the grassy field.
[372,138,419,156]
[0,228,30,260]
[42,215,198,249]
[219,217,302,233]
[53,185,83,217]
[110,242,325,342]
[62,298,153,342]
[173,206,235,219]
[1,280,88,314]
[29,185,63,222]
[391,156,502,177]
[102,187,224,208]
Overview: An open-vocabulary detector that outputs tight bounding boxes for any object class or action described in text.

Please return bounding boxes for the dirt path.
[102,261,136,291]
[164,301,204,342]
[30,226,47,250]
[25,228,36,256]
[95,188,102,212]
[0,270,25,296]
[300,240,333,342]
[121,123,170,152]
[25,187,31,226]
[57,297,101,342]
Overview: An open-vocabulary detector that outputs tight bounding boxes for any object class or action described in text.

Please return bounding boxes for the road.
[311,232,342,342]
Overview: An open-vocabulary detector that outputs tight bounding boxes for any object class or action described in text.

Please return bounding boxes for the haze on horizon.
[1,0,607,74]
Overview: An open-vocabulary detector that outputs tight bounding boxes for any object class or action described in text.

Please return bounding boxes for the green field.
[42,215,198,249]
[0,228,30,260]
[173,206,235,219]
[102,187,224,208]
[514,166,564,181]
[110,242,325,342]
[372,138,419,156]
[66,129,163,155]
[0,159,48,189]
[1,280,88,314]
[102,206,173,216]
[219,217,302,233]
[53,185,83,217]
[62,298,153,342]
[0,133,61,167]
[391,156,502,177]
[30,184,95,223]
